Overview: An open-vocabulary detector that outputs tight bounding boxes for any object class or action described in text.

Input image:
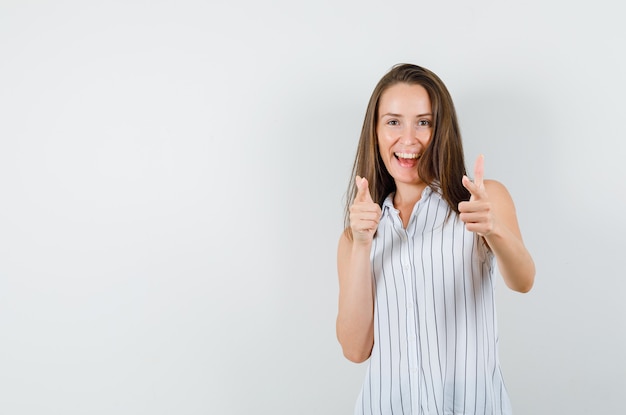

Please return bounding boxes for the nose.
[399,125,418,145]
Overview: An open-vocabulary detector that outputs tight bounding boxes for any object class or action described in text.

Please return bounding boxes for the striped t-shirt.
[355,186,512,415]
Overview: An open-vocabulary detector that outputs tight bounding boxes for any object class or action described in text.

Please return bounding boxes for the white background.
[1,1,625,414]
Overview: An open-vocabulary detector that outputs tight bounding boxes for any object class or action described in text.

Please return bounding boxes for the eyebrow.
[379,112,433,118]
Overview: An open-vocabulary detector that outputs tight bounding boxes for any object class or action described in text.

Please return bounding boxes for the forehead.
[378,83,431,114]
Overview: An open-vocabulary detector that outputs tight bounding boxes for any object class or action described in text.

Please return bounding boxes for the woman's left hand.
[458,154,496,236]
[458,154,535,292]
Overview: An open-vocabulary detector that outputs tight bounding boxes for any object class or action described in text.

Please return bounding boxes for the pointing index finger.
[474,154,485,190]
[355,176,373,203]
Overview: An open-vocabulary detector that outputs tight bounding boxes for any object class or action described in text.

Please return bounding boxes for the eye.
[387,119,399,126]
[418,119,431,127]
[415,118,433,130]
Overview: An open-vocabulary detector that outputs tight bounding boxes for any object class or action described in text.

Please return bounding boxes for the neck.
[393,182,428,209]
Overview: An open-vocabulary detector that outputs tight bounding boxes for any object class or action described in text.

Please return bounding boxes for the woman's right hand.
[349,176,382,245]
[338,176,379,362]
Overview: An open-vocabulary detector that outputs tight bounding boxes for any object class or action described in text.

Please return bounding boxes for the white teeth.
[395,152,419,159]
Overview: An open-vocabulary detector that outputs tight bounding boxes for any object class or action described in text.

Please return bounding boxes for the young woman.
[336,64,535,415]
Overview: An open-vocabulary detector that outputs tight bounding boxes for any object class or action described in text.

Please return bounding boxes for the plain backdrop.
[1,1,625,414]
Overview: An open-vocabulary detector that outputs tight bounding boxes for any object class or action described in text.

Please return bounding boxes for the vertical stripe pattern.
[355,187,512,415]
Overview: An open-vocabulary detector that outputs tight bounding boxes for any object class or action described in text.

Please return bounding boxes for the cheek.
[376,142,394,171]
[377,138,391,162]
[420,131,433,146]
[376,131,392,151]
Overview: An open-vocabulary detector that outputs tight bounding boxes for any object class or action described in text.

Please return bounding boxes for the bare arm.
[336,176,381,362]
[336,232,374,362]
[458,155,535,292]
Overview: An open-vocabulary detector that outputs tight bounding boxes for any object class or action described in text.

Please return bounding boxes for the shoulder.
[484,179,517,212]
[484,179,512,200]
[484,179,507,193]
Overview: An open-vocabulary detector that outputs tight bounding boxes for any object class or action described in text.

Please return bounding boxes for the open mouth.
[393,152,420,168]
[394,152,420,160]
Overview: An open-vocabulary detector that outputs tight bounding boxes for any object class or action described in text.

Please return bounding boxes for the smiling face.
[376,82,433,189]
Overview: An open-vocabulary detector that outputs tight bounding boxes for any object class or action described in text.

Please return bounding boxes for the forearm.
[485,224,535,293]
[336,242,375,363]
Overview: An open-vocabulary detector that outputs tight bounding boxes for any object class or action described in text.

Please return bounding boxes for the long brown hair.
[344,63,470,230]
